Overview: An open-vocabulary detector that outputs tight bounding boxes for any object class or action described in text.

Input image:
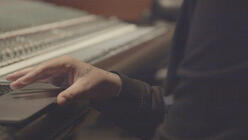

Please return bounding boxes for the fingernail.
[7,72,16,77]
[6,77,14,82]
[58,97,67,105]
[19,77,29,84]
[10,81,23,90]
[10,84,18,90]
[6,75,12,80]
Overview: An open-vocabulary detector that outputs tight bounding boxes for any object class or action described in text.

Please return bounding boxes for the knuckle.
[60,56,78,68]
[66,92,74,99]
[81,80,92,92]
[35,66,45,74]
[63,63,73,70]
[62,55,74,61]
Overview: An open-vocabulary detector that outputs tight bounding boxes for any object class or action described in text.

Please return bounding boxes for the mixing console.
[0,0,169,78]
[0,0,140,76]
[0,18,125,67]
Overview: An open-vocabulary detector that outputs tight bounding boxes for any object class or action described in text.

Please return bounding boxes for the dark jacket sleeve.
[92,73,166,139]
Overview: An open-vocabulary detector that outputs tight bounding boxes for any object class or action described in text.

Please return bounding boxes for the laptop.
[0,81,62,124]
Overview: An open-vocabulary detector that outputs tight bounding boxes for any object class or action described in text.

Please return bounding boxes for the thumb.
[57,80,89,105]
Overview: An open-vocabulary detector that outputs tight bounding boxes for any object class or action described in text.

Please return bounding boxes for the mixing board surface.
[0,0,171,79]
[0,0,143,77]
[0,0,170,78]
[0,0,86,33]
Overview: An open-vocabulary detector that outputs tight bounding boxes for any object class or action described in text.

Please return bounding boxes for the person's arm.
[92,73,166,138]
[6,56,166,139]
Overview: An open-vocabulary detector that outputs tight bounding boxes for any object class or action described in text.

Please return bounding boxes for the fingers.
[6,67,34,82]
[9,57,70,89]
[10,65,56,89]
[10,69,41,89]
[57,80,90,105]
[8,56,80,90]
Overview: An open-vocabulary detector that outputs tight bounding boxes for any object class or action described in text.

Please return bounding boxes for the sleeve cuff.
[90,71,143,112]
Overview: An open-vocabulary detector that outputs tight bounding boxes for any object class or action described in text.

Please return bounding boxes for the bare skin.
[6,56,122,106]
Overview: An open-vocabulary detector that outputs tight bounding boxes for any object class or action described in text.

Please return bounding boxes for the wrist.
[90,71,122,111]
[106,72,122,97]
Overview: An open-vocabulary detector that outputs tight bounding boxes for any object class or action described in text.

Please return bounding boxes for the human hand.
[6,56,121,105]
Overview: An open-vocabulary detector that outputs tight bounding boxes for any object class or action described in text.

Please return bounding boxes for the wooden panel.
[42,0,153,21]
